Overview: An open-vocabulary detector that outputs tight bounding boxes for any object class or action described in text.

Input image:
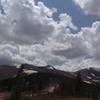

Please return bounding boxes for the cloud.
[73,0,100,16]
[0,0,76,44]
[0,0,76,67]
[49,21,100,71]
[0,20,100,70]
[0,0,100,71]
[80,21,100,59]
[0,0,56,44]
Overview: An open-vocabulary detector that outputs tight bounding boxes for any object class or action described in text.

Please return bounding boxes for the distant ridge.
[0,64,100,97]
[0,64,100,84]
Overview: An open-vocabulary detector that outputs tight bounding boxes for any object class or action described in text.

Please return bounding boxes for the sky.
[38,0,100,29]
[0,0,100,71]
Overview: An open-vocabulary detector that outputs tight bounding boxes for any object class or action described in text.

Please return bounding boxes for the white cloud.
[73,0,100,16]
[80,21,100,59]
[0,0,55,44]
[0,0,76,44]
[0,0,100,71]
[48,21,100,71]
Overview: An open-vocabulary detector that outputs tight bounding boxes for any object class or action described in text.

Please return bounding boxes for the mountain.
[22,64,100,85]
[0,65,18,80]
[78,68,100,84]
[0,64,100,97]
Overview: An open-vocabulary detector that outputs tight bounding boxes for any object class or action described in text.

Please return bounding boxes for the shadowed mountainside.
[0,64,100,99]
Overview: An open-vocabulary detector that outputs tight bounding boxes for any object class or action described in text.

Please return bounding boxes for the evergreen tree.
[8,65,25,100]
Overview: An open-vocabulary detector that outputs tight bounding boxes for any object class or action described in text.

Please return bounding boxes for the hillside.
[0,64,100,100]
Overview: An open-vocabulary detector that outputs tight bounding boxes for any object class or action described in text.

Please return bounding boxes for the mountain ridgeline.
[0,64,100,99]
